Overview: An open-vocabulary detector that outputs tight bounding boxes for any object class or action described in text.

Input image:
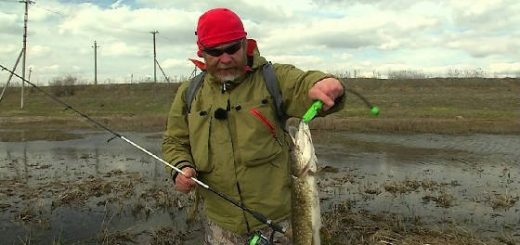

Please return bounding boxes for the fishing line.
[0,64,286,235]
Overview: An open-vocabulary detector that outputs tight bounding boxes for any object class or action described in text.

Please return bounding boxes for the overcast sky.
[1,0,519,84]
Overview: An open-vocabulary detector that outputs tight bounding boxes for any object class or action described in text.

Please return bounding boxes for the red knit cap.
[196,8,247,55]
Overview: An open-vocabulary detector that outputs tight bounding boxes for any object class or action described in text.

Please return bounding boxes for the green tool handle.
[302,100,323,123]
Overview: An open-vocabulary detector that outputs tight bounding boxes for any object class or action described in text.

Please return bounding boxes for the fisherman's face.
[202,39,247,82]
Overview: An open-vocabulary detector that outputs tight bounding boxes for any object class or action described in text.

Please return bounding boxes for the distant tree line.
[49,75,77,97]
[336,67,519,79]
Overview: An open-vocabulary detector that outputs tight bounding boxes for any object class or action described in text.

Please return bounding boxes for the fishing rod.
[0,64,286,235]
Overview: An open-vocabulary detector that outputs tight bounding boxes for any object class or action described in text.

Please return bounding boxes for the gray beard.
[216,74,241,82]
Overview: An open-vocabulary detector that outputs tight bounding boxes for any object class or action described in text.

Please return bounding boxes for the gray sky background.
[1,0,519,85]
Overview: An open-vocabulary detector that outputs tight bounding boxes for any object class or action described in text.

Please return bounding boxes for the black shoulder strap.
[185,72,205,113]
[185,63,286,123]
[262,62,286,123]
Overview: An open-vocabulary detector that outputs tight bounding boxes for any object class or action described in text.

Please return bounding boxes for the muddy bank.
[0,130,519,244]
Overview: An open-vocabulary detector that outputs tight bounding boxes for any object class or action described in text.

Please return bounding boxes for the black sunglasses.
[203,41,243,57]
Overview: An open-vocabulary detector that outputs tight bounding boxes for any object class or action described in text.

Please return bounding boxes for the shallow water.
[314,131,520,237]
[0,130,199,244]
[1,130,519,243]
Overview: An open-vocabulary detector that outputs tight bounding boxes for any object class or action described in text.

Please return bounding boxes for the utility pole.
[150,30,158,83]
[19,0,34,109]
[93,41,99,85]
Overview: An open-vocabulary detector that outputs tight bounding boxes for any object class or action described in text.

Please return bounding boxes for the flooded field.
[1,129,519,244]
[313,132,520,243]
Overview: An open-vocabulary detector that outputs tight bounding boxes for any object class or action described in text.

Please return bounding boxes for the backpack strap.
[185,72,205,114]
[262,62,286,124]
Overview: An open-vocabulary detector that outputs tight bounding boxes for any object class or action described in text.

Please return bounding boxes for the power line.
[33,4,67,17]
[157,35,175,42]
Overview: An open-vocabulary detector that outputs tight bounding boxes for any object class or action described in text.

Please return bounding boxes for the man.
[162,8,345,244]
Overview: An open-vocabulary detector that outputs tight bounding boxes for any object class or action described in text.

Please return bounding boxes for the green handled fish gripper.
[302,100,323,124]
[302,100,380,124]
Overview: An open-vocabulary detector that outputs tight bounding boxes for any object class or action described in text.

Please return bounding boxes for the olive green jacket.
[162,49,345,234]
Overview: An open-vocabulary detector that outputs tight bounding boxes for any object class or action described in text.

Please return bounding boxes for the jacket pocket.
[187,106,213,173]
[235,98,283,167]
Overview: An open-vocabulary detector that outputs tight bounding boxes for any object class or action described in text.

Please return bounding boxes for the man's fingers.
[308,78,344,111]
[183,167,197,177]
[174,167,197,193]
[311,89,334,110]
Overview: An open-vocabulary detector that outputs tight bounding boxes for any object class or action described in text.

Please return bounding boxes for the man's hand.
[175,167,197,193]
[308,77,344,111]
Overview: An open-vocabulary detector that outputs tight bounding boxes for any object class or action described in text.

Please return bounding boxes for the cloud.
[0,11,20,36]
[489,62,520,76]
[30,45,52,57]
[101,41,140,56]
[161,58,194,70]
[1,0,519,84]
[446,34,520,58]
[0,44,19,56]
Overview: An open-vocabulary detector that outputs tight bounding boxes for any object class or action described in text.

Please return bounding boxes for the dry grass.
[321,201,509,245]
[383,179,421,194]
[422,191,456,208]
[488,192,519,210]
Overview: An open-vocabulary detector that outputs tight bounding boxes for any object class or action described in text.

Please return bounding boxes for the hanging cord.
[345,87,380,115]
[340,78,380,115]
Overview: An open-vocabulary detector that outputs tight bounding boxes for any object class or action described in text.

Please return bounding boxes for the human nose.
[218,53,233,64]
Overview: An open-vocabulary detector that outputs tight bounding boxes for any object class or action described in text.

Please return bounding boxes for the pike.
[290,118,322,245]
[289,101,326,245]
[290,100,379,245]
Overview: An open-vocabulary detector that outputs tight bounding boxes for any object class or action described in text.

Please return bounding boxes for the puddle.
[1,129,519,243]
